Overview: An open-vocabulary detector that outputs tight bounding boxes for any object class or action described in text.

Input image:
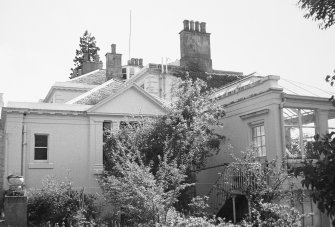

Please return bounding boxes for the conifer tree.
[70,30,100,79]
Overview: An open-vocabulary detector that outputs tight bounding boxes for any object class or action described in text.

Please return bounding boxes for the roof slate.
[68,69,107,85]
[69,79,124,105]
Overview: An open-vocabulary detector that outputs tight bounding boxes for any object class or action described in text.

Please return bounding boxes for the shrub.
[27,175,98,226]
[244,201,304,227]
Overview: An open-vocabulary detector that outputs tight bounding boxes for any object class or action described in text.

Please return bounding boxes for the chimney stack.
[179,19,212,72]
[105,44,122,81]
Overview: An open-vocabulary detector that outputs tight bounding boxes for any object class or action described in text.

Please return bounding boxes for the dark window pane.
[35,135,47,147]
[35,148,47,160]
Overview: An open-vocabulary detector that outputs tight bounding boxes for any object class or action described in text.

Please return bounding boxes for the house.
[0,19,333,226]
[196,74,334,226]
[0,20,241,193]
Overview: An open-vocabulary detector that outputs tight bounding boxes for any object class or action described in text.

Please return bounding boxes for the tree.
[102,76,226,215]
[297,0,335,29]
[100,130,191,225]
[295,133,335,226]
[70,30,100,79]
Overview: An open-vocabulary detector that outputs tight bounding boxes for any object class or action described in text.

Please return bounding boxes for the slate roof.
[68,69,107,85]
[67,79,124,105]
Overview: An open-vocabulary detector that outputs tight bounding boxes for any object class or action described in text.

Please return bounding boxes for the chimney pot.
[111,44,116,54]
[183,20,189,31]
[131,58,135,65]
[190,20,194,31]
[200,22,206,33]
[195,21,200,32]
[139,58,143,66]
[78,69,82,76]
[134,58,138,66]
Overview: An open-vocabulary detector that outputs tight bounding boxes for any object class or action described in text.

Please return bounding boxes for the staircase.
[207,163,258,216]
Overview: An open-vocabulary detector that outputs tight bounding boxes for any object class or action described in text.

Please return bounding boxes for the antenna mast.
[129,10,132,61]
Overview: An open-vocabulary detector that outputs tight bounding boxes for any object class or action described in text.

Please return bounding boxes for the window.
[34,134,48,160]
[251,124,266,157]
[283,108,316,158]
[122,68,127,80]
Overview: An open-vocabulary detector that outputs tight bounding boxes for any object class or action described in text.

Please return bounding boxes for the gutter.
[21,112,27,177]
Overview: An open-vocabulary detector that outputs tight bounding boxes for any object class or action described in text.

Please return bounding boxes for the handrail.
[207,163,259,215]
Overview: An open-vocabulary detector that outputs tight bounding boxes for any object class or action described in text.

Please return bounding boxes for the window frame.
[34,134,49,162]
[283,108,316,158]
[250,122,267,157]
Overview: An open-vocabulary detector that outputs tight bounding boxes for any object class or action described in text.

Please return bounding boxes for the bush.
[244,201,304,227]
[27,175,98,226]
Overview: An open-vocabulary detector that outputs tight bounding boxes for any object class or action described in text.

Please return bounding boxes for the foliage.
[244,201,304,227]
[325,71,335,106]
[70,30,100,79]
[164,207,243,227]
[295,133,335,225]
[27,175,98,226]
[103,76,226,212]
[188,196,210,217]
[227,148,304,225]
[229,148,296,204]
[172,64,242,89]
[100,138,191,225]
[297,0,335,29]
[143,76,225,171]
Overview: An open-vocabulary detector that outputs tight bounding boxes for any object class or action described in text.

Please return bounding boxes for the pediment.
[88,84,167,116]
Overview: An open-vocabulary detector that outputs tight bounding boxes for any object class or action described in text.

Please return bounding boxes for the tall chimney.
[190,20,194,31]
[180,20,212,72]
[105,44,122,81]
[195,21,200,32]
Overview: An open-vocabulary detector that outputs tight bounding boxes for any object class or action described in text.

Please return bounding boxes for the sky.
[0,0,335,103]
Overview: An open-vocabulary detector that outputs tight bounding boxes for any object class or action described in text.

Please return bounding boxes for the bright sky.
[0,0,334,104]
